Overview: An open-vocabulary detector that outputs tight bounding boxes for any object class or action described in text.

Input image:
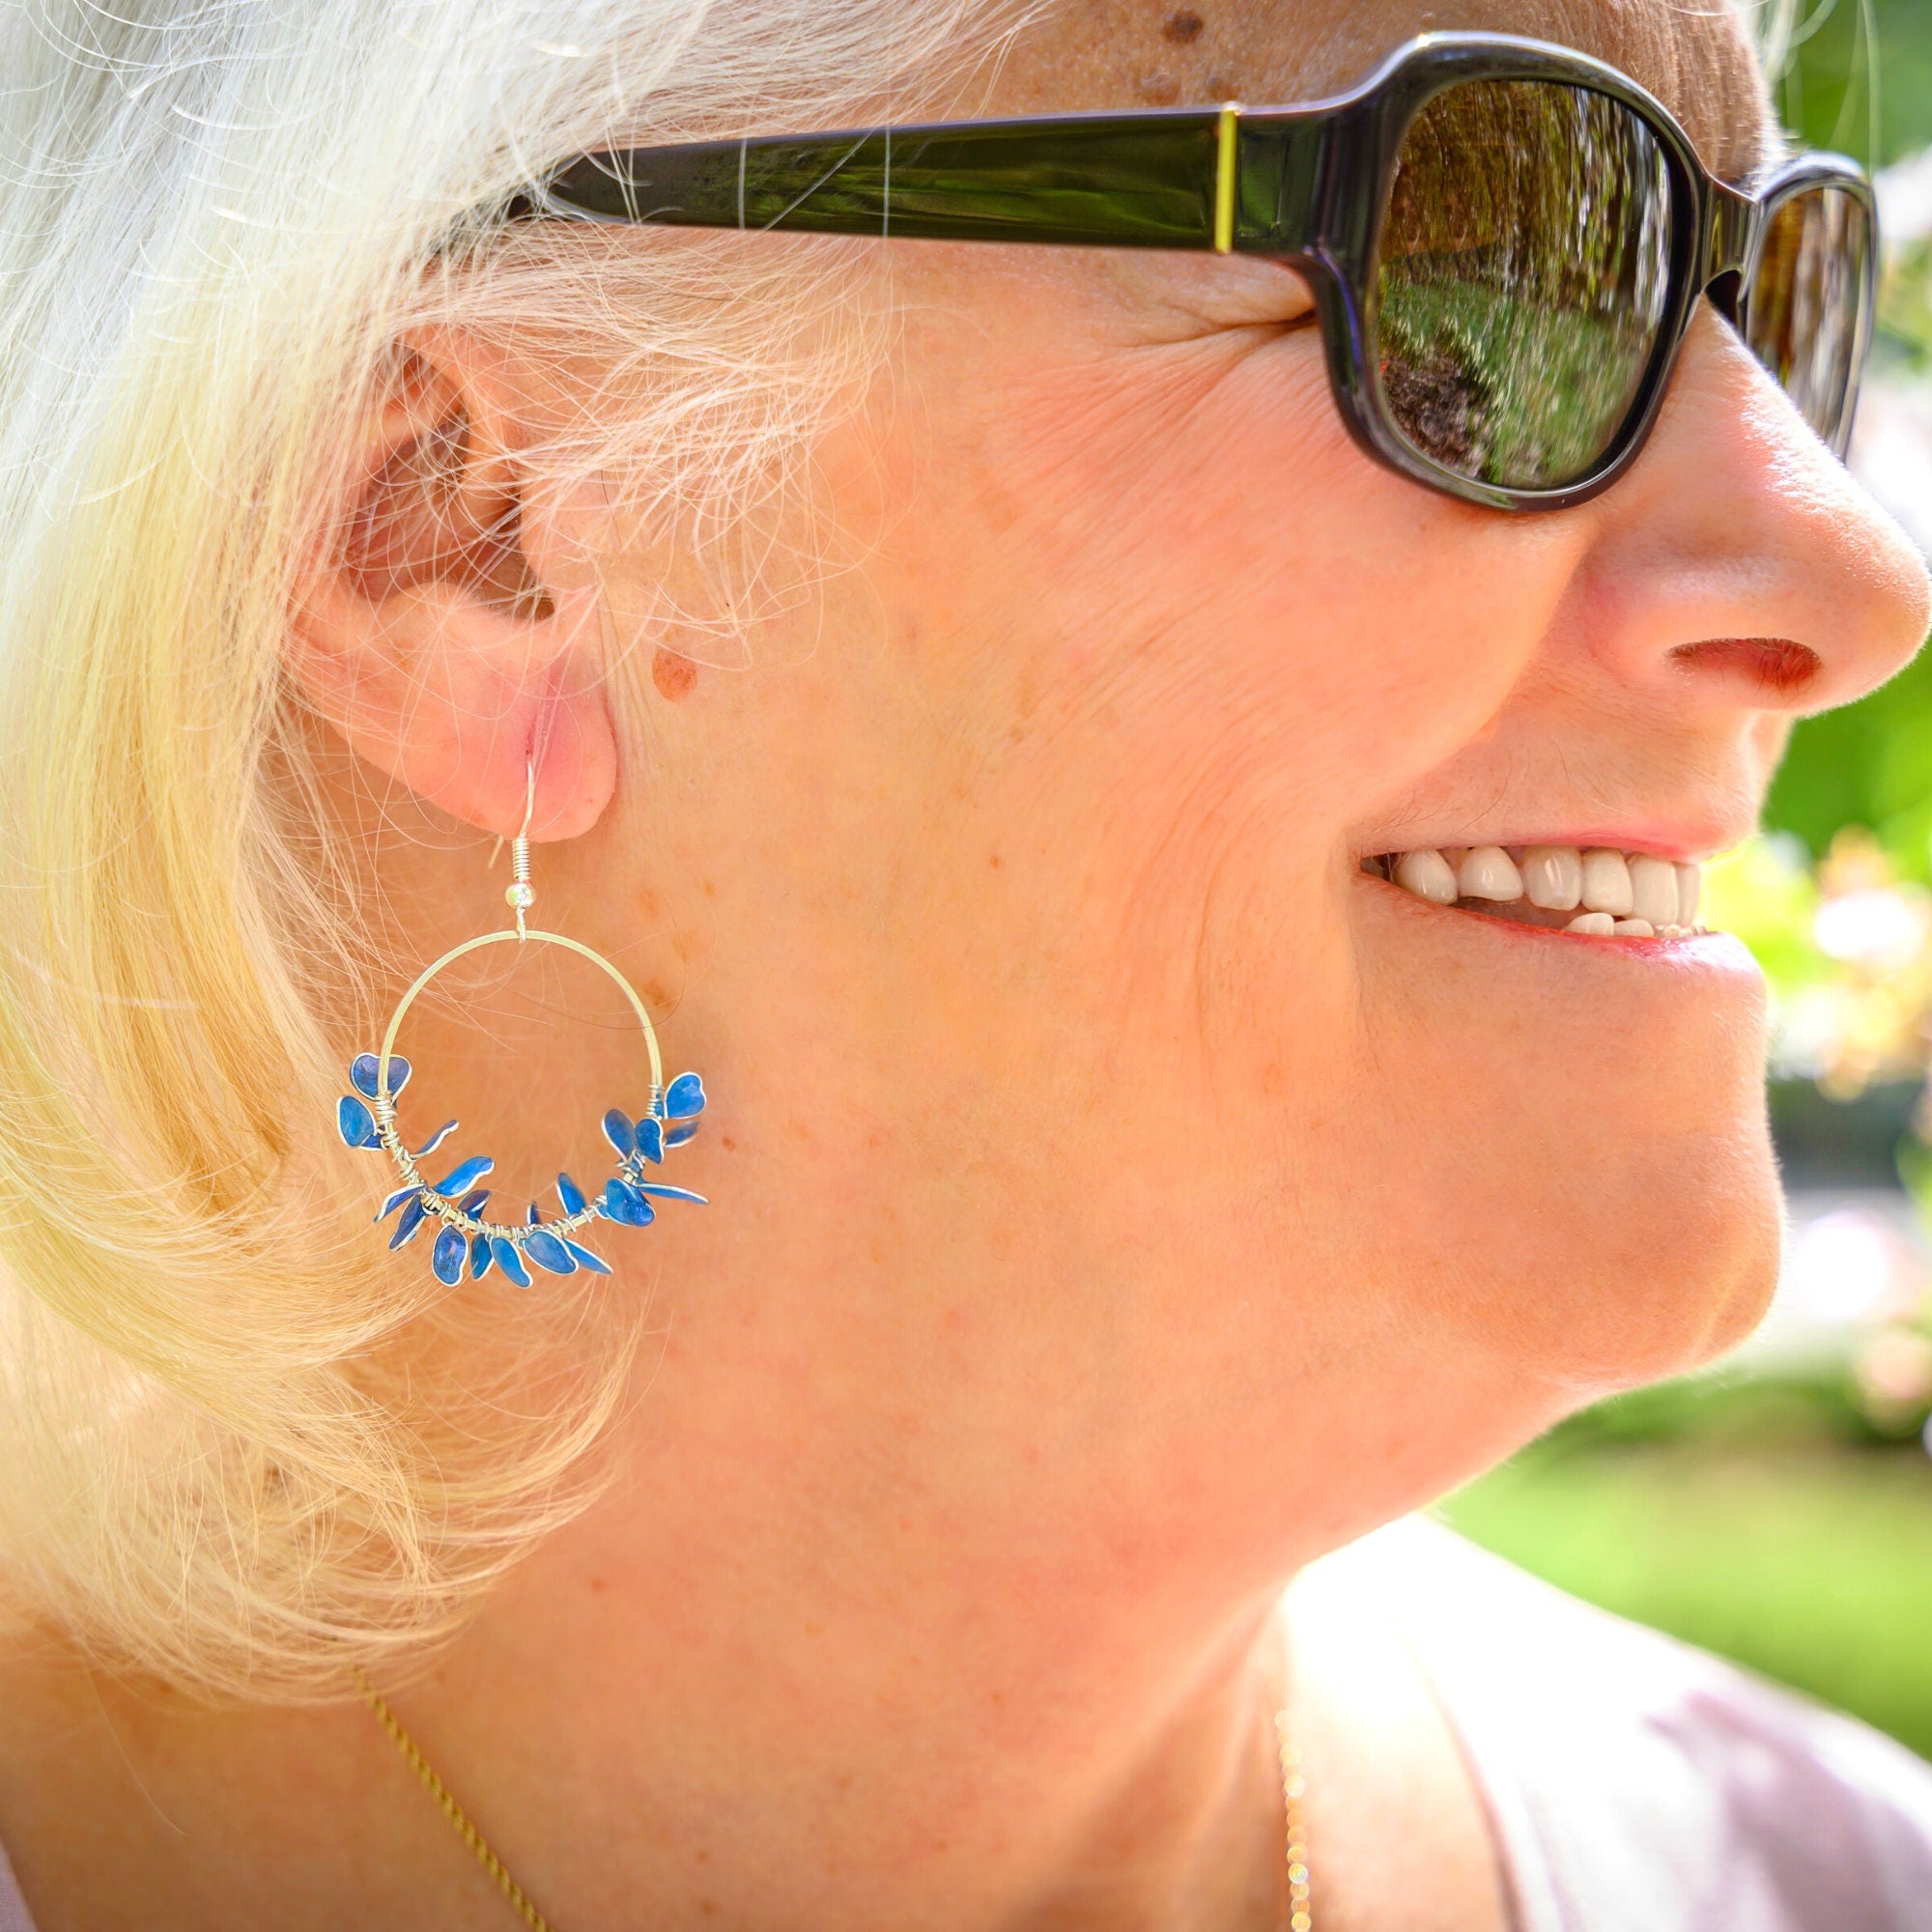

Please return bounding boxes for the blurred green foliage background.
[1770,0,1931,165]
[1443,0,1932,1762]
[1770,0,1932,877]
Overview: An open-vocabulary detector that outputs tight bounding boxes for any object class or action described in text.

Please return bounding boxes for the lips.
[1364,843,1705,940]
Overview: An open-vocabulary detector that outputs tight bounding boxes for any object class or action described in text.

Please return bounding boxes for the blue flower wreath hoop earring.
[332,760,707,1289]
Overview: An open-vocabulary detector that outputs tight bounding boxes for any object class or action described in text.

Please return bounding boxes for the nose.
[1576,302,1930,716]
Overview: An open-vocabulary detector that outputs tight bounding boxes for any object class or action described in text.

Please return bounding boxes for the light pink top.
[0,1849,19,1932]
[1,1524,1927,1929]
[1377,1520,1932,1931]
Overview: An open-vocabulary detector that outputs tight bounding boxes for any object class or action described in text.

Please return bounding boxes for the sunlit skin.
[0,1,1927,1929]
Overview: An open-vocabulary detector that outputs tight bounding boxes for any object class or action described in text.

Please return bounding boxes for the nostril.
[1669,637,1823,696]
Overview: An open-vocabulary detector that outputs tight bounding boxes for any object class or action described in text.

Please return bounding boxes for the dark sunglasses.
[522,31,1876,513]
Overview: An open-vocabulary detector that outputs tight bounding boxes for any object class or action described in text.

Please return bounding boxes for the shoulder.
[1308,1517,1932,1932]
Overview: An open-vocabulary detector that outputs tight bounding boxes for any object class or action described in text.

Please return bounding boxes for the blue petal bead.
[351,1052,411,1099]
[432,1226,466,1287]
[635,1183,707,1205]
[458,1188,491,1214]
[665,1071,706,1117]
[563,1239,612,1275]
[431,1154,494,1197]
[602,1109,637,1156]
[469,1235,494,1281]
[491,1237,533,1289]
[665,1122,698,1148]
[375,1183,418,1223]
[600,1178,656,1228]
[556,1172,587,1216]
[337,1094,378,1149]
[389,1197,428,1250]
[412,1119,460,1160]
[524,1229,578,1275]
[634,1116,665,1164]
[526,1202,542,1226]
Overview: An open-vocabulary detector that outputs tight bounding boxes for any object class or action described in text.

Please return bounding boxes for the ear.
[288,330,616,840]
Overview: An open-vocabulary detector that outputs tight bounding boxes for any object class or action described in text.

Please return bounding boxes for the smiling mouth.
[1362,844,1707,940]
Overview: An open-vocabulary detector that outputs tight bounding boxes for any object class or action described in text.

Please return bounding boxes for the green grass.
[1441,1438,1932,1760]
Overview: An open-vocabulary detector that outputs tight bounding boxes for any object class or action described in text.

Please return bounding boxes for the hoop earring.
[333,762,707,1288]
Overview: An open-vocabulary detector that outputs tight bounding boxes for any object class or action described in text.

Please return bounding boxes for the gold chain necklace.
[355,1656,1312,1932]
[354,1669,554,1932]
[1273,1697,1314,1932]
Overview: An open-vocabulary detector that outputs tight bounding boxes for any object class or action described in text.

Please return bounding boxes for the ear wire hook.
[506,757,537,940]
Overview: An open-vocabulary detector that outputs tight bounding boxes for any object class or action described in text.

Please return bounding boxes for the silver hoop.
[332,763,708,1289]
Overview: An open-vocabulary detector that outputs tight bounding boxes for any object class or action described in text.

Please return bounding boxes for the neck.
[0,1409,1300,1932]
[367,1363,1295,1932]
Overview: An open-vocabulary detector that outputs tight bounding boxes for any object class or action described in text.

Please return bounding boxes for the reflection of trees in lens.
[1379,350,1482,470]
[1375,80,1672,489]
[1747,188,1868,443]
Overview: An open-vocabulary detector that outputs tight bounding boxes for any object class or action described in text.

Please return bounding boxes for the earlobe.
[287,333,616,841]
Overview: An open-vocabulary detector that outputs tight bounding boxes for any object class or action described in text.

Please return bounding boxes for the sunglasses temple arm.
[1228,118,1328,256]
[529,113,1331,255]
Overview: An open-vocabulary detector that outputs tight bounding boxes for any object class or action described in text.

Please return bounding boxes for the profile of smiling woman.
[1,0,1931,1927]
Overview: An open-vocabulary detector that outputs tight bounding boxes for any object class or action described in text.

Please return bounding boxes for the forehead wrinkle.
[984,0,1776,182]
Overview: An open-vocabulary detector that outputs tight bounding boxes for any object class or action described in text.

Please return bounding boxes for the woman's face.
[572,0,1930,1566]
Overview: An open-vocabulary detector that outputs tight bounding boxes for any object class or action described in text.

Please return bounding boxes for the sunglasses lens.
[1375,78,1675,494]
[1746,185,1871,453]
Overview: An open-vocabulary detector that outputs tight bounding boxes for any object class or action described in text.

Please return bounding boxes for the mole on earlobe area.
[652,647,698,701]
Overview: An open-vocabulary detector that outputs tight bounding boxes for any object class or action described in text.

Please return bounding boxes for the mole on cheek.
[652,646,698,701]
[1163,11,1205,43]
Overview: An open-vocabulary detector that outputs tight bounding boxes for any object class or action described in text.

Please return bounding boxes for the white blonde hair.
[0,0,1005,1699]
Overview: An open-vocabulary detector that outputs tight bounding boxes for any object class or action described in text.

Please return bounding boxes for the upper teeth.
[1378,844,1703,937]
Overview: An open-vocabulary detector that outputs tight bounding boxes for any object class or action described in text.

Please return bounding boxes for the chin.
[1558,1131,1785,1397]
[1472,1067,1788,1403]
[1343,880,1787,1405]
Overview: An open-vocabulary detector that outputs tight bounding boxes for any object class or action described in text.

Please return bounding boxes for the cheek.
[833,310,1613,1187]
[965,327,1587,830]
